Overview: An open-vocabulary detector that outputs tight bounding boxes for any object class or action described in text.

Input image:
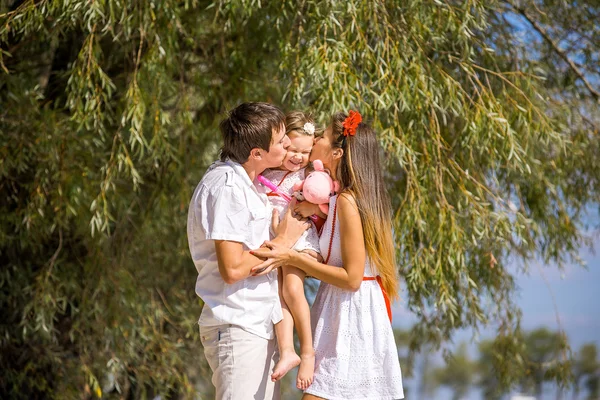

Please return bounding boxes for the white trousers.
[200,324,280,400]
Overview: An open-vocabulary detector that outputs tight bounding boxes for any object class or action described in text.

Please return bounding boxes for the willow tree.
[1,0,598,398]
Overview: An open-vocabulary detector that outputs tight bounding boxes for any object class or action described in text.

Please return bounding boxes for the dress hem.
[304,387,404,400]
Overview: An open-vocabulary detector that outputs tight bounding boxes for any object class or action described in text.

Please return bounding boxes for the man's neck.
[241,161,263,182]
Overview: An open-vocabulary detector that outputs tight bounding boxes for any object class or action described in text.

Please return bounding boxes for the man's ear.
[333,148,344,160]
[249,148,262,161]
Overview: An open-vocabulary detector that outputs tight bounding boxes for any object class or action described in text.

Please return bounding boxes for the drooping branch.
[507,1,600,101]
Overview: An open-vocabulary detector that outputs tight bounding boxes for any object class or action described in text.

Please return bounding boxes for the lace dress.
[259,169,320,253]
[305,195,404,400]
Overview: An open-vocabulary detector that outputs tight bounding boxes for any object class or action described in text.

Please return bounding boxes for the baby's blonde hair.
[285,111,318,136]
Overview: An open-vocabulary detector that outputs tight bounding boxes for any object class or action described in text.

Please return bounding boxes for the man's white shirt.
[187,160,282,339]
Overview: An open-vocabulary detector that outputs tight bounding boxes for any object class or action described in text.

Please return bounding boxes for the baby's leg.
[272,268,300,382]
[282,260,315,390]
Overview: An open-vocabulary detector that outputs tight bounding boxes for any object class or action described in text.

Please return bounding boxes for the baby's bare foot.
[271,350,301,382]
[296,352,315,390]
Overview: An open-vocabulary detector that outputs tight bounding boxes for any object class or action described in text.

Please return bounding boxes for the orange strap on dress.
[363,276,392,323]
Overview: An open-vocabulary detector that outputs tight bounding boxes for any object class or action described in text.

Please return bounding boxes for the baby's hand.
[293,191,305,202]
[294,201,321,218]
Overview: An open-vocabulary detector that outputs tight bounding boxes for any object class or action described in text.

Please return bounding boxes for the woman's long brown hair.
[331,112,399,299]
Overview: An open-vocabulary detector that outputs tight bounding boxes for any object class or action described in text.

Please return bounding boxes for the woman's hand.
[250,241,296,276]
[293,201,321,218]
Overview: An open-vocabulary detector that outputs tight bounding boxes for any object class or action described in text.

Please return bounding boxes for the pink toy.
[293,159,340,215]
[256,175,292,202]
[257,174,320,222]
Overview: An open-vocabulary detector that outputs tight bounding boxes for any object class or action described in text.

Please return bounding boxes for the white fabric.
[260,168,321,253]
[200,324,280,400]
[305,195,405,400]
[187,160,282,340]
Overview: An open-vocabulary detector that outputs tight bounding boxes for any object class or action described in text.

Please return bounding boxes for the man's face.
[263,124,290,168]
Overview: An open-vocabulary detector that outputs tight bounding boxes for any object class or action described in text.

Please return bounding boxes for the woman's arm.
[252,194,366,291]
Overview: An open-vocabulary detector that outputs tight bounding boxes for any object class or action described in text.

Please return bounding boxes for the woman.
[252,111,404,399]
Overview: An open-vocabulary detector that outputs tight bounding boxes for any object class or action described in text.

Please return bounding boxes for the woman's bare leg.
[282,263,315,390]
[272,268,301,382]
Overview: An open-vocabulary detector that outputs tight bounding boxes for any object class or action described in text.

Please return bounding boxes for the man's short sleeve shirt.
[187,160,282,339]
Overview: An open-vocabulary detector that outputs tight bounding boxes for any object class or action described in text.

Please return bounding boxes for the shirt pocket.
[248,207,270,246]
[249,207,268,221]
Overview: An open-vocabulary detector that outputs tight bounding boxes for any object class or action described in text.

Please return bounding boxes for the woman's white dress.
[305,194,404,400]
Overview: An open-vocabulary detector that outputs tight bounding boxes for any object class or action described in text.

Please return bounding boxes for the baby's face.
[281,132,313,172]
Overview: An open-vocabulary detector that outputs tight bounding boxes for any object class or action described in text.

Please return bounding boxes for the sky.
[391,235,600,348]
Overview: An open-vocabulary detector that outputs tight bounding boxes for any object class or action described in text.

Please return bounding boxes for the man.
[187,102,309,400]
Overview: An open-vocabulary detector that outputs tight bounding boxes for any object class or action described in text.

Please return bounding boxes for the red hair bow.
[342,110,362,137]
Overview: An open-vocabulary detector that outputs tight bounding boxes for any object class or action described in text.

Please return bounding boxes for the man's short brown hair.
[219,102,285,164]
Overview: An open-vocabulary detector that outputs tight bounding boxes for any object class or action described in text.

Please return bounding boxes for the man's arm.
[214,240,265,284]
[215,202,310,284]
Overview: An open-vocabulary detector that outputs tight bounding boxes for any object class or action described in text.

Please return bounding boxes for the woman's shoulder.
[336,191,359,216]
[337,190,356,205]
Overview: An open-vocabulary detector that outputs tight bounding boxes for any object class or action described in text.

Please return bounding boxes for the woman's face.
[310,126,336,168]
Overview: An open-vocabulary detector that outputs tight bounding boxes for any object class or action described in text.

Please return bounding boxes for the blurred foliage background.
[394,327,599,400]
[1,0,598,398]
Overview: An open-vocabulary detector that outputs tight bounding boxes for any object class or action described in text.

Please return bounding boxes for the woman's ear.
[333,148,344,160]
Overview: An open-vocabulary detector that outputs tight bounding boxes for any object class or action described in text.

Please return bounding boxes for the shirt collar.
[224,159,254,188]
